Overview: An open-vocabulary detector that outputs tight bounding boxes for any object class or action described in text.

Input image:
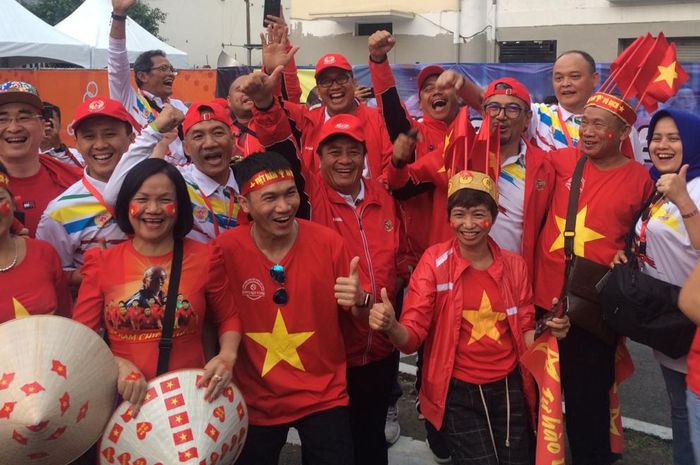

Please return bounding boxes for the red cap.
[314,53,353,79]
[317,114,365,148]
[69,96,140,134]
[212,98,230,111]
[183,101,234,135]
[483,77,531,107]
[417,65,445,91]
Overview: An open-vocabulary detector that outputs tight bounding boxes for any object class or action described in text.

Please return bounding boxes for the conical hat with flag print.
[0,315,118,465]
[99,369,248,465]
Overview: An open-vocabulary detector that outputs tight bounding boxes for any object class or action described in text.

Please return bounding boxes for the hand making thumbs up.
[368,288,397,332]
[657,163,690,206]
[335,256,367,308]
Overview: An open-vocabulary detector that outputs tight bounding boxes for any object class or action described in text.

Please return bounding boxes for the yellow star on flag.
[549,205,605,255]
[654,61,679,88]
[462,291,506,344]
[246,309,315,377]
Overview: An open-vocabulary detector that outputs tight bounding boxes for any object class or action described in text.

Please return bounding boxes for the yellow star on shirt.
[462,291,506,344]
[13,298,29,318]
[246,309,315,377]
[654,61,679,88]
[652,202,683,235]
[549,205,605,256]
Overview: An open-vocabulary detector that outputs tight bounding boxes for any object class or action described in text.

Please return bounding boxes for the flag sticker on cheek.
[479,220,492,230]
[129,202,143,218]
[604,130,617,140]
[0,199,10,215]
[163,202,177,217]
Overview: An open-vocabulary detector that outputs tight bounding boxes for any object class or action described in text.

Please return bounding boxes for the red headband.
[240,169,295,195]
[584,92,637,126]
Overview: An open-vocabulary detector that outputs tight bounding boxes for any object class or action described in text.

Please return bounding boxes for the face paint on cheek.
[163,202,177,217]
[478,220,492,230]
[604,129,616,140]
[0,199,10,215]
[129,202,143,218]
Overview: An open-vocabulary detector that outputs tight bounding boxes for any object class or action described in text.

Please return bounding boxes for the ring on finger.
[212,374,223,383]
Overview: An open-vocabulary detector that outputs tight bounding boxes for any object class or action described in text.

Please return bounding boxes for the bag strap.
[156,238,184,376]
[559,155,588,300]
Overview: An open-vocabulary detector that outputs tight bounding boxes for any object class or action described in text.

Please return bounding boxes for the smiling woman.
[72,158,242,416]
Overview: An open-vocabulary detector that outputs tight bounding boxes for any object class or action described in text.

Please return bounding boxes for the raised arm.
[109,0,137,106]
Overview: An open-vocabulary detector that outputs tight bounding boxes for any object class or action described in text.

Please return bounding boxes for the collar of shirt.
[336,179,366,207]
[501,140,527,168]
[557,104,581,124]
[189,165,239,197]
[83,169,108,191]
[141,89,167,108]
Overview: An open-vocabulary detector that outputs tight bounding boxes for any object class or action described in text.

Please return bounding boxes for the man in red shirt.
[226,76,264,158]
[0,81,81,236]
[217,151,371,465]
[534,93,654,465]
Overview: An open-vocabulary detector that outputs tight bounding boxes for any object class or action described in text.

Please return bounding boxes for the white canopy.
[56,0,189,69]
[0,0,92,68]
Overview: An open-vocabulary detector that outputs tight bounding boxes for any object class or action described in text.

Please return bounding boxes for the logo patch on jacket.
[384,220,393,232]
[242,278,265,301]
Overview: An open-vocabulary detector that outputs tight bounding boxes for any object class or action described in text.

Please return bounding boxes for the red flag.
[179,447,199,462]
[205,423,220,441]
[51,359,68,379]
[143,387,158,405]
[47,426,67,440]
[169,411,191,428]
[620,34,671,100]
[0,372,15,390]
[443,106,477,175]
[610,342,635,453]
[120,406,135,424]
[165,393,186,411]
[26,421,49,432]
[20,381,44,396]
[223,386,234,403]
[469,115,500,181]
[76,401,89,423]
[108,423,124,444]
[160,376,182,394]
[236,401,246,420]
[0,401,16,419]
[12,430,27,445]
[59,391,70,416]
[520,333,566,465]
[639,43,690,112]
[603,33,654,93]
[173,428,194,446]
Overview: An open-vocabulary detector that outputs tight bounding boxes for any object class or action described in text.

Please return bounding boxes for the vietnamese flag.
[160,376,181,394]
[639,43,690,112]
[178,447,199,462]
[205,423,220,441]
[143,387,158,405]
[520,332,566,465]
[469,114,500,181]
[164,393,185,411]
[443,106,476,175]
[620,34,671,100]
[108,423,124,444]
[0,372,15,390]
[604,33,654,93]
[169,411,191,428]
[610,342,635,453]
[173,428,194,446]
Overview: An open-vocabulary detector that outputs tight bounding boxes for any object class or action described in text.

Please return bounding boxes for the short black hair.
[134,50,167,88]
[556,50,597,75]
[234,151,294,189]
[114,159,193,239]
[447,188,498,219]
[42,101,61,121]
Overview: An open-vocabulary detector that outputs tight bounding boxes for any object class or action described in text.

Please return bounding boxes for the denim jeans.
[687,388,700,465]
[661,365,696,465]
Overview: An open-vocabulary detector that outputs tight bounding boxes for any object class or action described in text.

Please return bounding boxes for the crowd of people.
[1,1,700,464]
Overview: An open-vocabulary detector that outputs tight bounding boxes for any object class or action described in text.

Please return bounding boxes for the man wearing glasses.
[0,81,81,236]
[109,0,189,164]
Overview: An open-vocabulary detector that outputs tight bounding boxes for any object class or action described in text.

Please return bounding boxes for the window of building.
[498,40,557,63]
[356,22,393,36]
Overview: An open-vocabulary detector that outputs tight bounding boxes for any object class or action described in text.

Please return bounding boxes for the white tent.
[0,0,92,68]
[56,0,188,69]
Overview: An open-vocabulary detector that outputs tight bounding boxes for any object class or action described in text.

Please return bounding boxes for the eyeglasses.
[0,114,42,129]
[150,64,177,74]
[317,73,351,88]
[270,264,288,305]
[483,102,524,119]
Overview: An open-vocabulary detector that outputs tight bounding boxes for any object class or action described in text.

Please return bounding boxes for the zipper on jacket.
[354,204,378,365]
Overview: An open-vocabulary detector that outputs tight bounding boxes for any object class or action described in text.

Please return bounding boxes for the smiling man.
[227,75,264,158]
[37,97,138,271]
[0,81,81,237]
[104,102,245,243]
[109,0,189,164]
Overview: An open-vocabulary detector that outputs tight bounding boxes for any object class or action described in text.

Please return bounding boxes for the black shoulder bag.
[599,191,695,358]
[157,238,185,376]
[561,155,617,346]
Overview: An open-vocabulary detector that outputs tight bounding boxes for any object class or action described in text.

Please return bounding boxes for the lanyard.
[198,187,236,237]
[556,107,575,148]
[637,193,665,257]
[82,177,115,218]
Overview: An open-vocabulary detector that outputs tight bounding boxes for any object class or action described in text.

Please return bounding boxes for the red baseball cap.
[314,53,353,79]
[483,77,531,107]
[317,114,365,148]
[417,65,445,91]
[183,101,234,135]
[69,96,140,134]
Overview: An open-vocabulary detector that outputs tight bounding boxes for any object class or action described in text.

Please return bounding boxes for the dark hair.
[114,159,193,239]
[447,188,498,219]
[556,50,597,75]
[316,134,367,156]
[42,101,61,121]
[134,50,167,88]
[234,151,294,188]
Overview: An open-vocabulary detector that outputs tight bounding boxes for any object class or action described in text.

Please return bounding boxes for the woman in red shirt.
[0,162,71,321]
[73,159,241,413]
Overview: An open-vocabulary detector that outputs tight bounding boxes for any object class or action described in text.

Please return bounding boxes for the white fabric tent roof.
[0,0,92,68]
[56,0,189,69]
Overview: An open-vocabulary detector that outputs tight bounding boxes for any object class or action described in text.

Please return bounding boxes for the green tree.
[20,0,167,39]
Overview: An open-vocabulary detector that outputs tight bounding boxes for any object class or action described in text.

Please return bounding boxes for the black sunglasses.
[270,264,288,305]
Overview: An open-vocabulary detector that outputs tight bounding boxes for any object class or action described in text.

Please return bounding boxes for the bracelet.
[111,12,127,21]
[357,292,371,308]
[681,208,699,219]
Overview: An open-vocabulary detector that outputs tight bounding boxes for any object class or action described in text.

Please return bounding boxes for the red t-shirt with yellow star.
[534,149,653,308]
[453,268,517,385]
[215,220,351,425]
[0,238,72,322]
[72,239,240,380]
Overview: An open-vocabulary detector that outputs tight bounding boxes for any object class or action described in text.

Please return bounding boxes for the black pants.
[237,406,354,465]
[441,372,532,465]
[346,352,400,465]
[559,324,617,465]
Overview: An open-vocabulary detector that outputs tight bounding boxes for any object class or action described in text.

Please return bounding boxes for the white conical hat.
[0,315,118,465]
[99,369,248,465]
